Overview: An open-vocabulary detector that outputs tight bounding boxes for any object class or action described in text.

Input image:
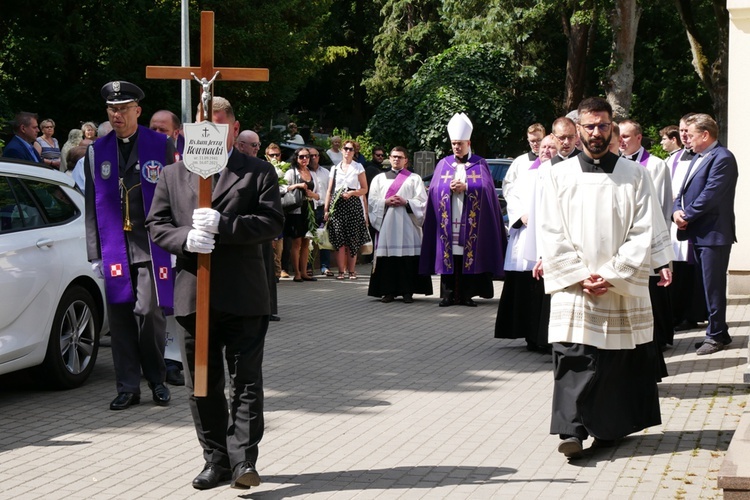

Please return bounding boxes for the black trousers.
[177,312,268,469]
[106,263,166,394]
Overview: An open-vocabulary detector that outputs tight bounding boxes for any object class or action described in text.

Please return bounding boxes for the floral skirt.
[328,194,370,257]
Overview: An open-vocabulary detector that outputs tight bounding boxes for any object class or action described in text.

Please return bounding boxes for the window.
[0,176,79,233]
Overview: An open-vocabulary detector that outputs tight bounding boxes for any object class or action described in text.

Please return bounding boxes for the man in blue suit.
[2,112,43,163]
[673,113,738,355]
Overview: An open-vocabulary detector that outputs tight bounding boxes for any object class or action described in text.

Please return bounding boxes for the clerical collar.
[117,130,138,143]
[578,151,619,173]
[455,154,470,164]
[624,147,643,161]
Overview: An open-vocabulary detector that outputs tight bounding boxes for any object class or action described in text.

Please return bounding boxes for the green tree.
[362,0,449,104]
[367,44,554,158]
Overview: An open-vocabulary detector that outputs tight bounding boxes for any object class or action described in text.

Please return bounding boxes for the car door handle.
[36,238,54,249]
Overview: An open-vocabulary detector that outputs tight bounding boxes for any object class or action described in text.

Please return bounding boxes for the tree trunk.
[674,0,729,142]
[562,6,594,113]
[604,0,641,120]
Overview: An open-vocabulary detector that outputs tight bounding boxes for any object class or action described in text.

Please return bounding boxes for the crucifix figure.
[146,11,269,397]
[193,71,220,119]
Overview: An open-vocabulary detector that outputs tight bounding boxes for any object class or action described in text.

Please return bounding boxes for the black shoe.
[402,294,414,304]
[439,297,452,307]
[557,437,584,458]
[591,438,617,448]
[459,298,477,307]
[269,314,281,322]
[192,463,232,490]
[166,367,185,386]
[232,461,261,489]
[149,382,171,405]
[110,392,140,410]
[381,295,395,303]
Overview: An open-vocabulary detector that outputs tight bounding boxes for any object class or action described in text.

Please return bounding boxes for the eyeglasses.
[106,104,137,115]
[267,153,280,158]
[528,139,542,144]
[309,154,319,158]
[298,154,310,159]
[390,155,405,160]
[343,147,354,152]
[42,126,54,129]
[579,123,612,133]
[249,142,260,148]
[554,134,576,142]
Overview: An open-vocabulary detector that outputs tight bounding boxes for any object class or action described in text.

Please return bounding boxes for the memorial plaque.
[413,151,436,178]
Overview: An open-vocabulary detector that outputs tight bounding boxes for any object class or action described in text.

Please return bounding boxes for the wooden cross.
[146,10,269,397]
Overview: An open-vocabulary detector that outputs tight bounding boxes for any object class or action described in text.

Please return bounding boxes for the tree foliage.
[367,44,555,158]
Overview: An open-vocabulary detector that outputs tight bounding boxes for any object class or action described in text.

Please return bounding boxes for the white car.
[0,158,107,389]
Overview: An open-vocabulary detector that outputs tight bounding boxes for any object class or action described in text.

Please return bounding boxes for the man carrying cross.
[419,113,506,306]
[146,96,283,490]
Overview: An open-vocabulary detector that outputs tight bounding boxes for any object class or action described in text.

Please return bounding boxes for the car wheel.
[37,286,100,389]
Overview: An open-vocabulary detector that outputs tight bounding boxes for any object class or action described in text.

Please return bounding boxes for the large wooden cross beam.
[146,10,269,397]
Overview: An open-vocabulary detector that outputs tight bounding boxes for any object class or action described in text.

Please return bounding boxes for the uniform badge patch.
[113,81,121,92]
[158,267,169,280]
[142,160,163,184]
[101,161,112,180]
[110,264,123,277]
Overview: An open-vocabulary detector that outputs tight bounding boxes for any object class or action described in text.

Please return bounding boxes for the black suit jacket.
[146,151,283,317]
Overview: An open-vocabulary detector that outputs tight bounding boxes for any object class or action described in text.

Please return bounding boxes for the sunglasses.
[343,147,354,152]
[298,154,310,159]
[267,153,280,158]
[373,153,384,157]
[309,154,319,158]
[249,142,260,148]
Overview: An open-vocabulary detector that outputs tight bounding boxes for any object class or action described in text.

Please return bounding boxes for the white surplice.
[368,170,428,257]
[538,156,674,350]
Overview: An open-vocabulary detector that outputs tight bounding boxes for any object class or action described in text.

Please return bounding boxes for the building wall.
[727,0,750,294]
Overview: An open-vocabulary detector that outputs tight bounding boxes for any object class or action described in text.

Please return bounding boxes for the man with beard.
[537,97,673,459]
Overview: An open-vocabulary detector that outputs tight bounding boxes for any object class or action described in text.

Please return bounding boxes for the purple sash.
[671,150,680,177]
[384,168,410,198]
[92,126,174,307]
[638,149,650,167]
[528,157,541,170]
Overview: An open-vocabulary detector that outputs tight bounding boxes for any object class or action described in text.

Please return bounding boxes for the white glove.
[186,229,215,254]
[192,207,221,234]
[91,259,104,279]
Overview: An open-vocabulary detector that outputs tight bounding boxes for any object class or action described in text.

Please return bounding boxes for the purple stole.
[528,157,541,170]
[92,127,174,307]
[638,149,650,167]
[384,167,410,198]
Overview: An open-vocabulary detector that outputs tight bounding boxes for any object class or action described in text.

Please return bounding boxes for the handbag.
[360,233,373,255]
[281,170,305,211]
[316,226,334,250]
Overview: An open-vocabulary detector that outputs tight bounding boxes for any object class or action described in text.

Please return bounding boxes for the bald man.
[236,130,261,157]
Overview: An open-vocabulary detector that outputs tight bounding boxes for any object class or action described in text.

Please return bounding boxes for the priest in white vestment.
[537,97,674,459]
[367,146,433,302]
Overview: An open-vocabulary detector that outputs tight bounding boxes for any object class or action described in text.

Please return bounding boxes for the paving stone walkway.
[1,266,748,499]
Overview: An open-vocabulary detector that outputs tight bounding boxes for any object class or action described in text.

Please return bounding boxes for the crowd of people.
[1,80,737,488]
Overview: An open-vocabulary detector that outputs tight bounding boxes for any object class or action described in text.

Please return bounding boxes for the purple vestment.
[419,154,506,276]
[92,126,174,307]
